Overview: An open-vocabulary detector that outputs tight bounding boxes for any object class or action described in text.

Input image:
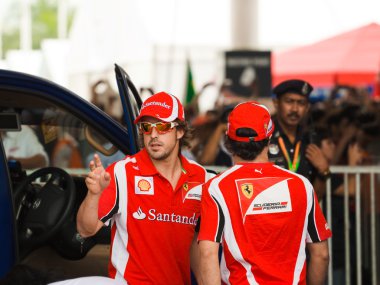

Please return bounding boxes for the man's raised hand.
[85,154,111,195]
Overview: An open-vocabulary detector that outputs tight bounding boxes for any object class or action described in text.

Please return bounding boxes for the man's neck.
[152,152,182,189]
[233,147,269,164]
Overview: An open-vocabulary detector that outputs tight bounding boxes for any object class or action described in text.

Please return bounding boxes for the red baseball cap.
[134,92,185,123]
[227,101,274,142]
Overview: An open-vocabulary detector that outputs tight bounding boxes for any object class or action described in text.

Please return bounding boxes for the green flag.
[185,60,196,105]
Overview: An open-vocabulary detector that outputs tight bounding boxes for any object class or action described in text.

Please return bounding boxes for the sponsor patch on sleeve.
[183,182,202,202]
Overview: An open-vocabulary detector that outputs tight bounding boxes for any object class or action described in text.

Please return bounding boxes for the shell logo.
[138,179,151,191]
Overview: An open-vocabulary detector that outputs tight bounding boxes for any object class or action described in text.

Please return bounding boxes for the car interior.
[0,92,129,279]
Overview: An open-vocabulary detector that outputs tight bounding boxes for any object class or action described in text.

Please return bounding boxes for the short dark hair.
[176,119,192,149]
[224,137,269,161]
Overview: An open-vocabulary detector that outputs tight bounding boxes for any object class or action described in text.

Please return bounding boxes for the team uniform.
[98,148,213,284]
[199,162,332,285]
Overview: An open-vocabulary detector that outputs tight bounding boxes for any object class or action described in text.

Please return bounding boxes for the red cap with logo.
[227,101,274,142]
[134,92,185,124]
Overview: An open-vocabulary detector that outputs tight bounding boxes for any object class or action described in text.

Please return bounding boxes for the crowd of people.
[185,82,380,172]
[182,80,380,284]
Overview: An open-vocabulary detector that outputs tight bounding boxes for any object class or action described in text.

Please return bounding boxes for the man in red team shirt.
[77,92,213,284]
[198,102,331,285]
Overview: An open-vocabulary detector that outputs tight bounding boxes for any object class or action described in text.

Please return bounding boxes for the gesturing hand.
[85,154,111,195]
[305,144,329,173]
[348,142,364,166]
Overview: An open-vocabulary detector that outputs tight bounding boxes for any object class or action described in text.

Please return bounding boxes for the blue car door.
[0,139,17,277]
[0,67,139,278]
[114,64,142,154]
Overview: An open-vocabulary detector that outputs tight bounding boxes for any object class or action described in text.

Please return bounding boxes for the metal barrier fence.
[326,166,380,285]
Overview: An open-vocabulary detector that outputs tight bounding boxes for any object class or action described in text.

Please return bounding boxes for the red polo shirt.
[199,162,332,285]
[98,148,212,284]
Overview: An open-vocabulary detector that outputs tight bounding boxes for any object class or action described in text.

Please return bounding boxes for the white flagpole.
[58,0,67,39]
[20,0,32,51]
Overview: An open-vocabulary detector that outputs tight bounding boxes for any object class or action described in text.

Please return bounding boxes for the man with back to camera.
[77,92,214,284]
[269,79,330,199]
[198,101,331,285]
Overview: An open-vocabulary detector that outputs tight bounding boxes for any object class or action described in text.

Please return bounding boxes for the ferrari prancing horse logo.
[241,183,254,199]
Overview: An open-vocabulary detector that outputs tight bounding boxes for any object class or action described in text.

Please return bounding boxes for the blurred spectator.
[322,104,360,165]
[51,130,83,169]
[269,79,330,199]
[195,104,236,167]
[184,82,215,124]
[190,80,257,167]
[315,125,364,284]
[1,125,48,169]
[186,110,219,161]
[91,79,122,121]
[214,81,252,111]
[307,91,380,283]
[87,80,126,168]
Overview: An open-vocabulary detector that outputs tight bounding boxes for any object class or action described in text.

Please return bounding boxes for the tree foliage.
[2,0,74,57]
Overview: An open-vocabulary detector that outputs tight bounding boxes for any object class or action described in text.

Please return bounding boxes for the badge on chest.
[135,176,154,195]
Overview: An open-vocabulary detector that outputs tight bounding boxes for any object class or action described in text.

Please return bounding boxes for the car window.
[4,105,125,174]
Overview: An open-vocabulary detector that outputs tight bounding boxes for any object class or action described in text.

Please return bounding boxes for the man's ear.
[306,102,311,113]
[176,128,185,140]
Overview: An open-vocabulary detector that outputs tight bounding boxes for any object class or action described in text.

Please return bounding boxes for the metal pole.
[355,173,362,285]
[370,173,377,285]
[344,172,351,285]
[326,177,333,285]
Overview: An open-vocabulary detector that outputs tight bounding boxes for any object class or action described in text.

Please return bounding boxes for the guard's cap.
[134,92,185,123]
[272,79,313,98]
[227,101,274,142]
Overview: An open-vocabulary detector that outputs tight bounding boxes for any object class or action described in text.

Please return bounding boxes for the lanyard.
[278,137,301,172]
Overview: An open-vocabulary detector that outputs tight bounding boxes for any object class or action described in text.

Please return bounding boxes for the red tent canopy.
[272,23,380,89]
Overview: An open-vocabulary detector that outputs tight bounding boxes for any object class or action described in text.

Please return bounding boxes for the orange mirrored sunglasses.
[139,121,179,134]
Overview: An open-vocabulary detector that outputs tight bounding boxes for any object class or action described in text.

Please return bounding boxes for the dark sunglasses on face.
[139,121,179,134]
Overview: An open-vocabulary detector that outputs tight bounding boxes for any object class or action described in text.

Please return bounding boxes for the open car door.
[0,143,17,277]
[114,64,142,155]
